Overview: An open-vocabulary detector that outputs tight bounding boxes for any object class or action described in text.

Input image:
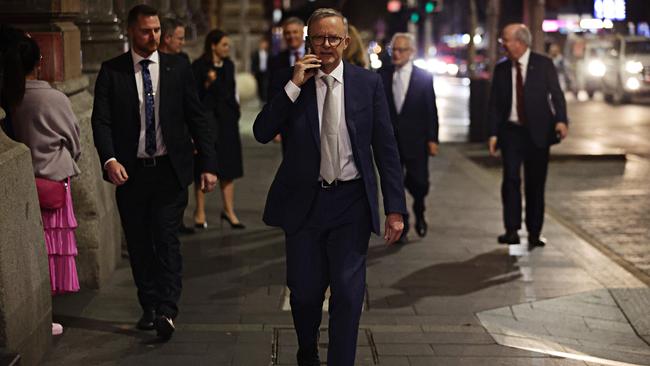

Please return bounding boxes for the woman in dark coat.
[192,29,245,229]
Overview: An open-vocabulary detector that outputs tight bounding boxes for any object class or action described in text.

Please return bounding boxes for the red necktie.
[516,61,526,125]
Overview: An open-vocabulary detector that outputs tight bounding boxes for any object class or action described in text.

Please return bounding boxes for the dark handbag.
[35,177,68,210]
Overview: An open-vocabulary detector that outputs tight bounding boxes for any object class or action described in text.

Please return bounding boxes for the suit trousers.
[115,156,187,319]
[500,123,550,235]
[285,180,371,366]
[402,153,430,218]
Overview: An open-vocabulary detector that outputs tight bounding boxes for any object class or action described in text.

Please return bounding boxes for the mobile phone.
[305,38,312,55]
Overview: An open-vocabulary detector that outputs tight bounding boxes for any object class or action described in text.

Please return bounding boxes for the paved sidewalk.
[40,101,649,365]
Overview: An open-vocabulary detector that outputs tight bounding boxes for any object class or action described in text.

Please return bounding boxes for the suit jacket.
[91,52,217,187]
[488,51,568,148]
[380,64,439,159]
[253,62,407,235]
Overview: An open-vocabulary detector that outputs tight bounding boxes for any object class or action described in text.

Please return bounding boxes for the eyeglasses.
[390,47,412,53]
[308,35,344,47]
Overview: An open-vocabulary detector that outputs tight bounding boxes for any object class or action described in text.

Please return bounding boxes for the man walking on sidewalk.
[159,17,196,236]
[91,4,217,341]
[488,23,568,248]
[254,8,406,366]
[380,32,439,242]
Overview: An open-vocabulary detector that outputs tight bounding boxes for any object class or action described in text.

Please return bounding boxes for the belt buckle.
[142,157,156,167]
[320,180,338,189]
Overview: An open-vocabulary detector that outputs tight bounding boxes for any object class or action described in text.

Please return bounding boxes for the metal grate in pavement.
[271,327,379,365]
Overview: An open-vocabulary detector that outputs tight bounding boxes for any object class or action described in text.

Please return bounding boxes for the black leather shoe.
[528,235,546,249]
[136,310,156,330]
[178,224,195,235]
[296,346,320,366]
[497,231,520,245]
[155,315,175,341]
[415,216,428,237]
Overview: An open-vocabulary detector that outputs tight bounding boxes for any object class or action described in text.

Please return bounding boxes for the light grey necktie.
[393,69,405,114]
[320,75,340,184]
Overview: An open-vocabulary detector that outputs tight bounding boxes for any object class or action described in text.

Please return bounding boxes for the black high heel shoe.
[220,212,245,229]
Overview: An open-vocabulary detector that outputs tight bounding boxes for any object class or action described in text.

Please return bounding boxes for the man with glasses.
[380,33,439,242]
[488,23,568,249]
[254,8,406,366]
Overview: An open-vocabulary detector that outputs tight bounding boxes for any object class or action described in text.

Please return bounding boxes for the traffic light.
[425,1,436,13]
[410,11,420,23]
[424,0,443,13]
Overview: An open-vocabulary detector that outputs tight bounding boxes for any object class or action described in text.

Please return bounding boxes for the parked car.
[601,35,650,104]
[563,35,611,99]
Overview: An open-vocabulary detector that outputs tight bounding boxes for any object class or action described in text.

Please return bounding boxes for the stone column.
[0,0,123,292]
[0,115,52,366]
[76,0,128,89]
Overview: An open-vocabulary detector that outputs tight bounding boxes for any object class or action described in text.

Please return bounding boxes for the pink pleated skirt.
[40,180,80,295]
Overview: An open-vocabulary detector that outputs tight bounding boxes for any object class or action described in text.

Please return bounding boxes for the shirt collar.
[132,49,159,67]
[395,61,413,74]
[517,48,531,67]
[317,60,344,85]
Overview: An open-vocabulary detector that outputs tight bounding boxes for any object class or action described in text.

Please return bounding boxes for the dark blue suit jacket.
[253,61,407,235]
[380,64,439,159]
[488,52,568,148]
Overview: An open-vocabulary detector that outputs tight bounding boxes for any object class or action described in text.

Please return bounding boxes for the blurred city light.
[542,20,560,32]
[625,60,643,74]
[461,34,470,45]
[387,0,401,13]
[588,60,607,77]
[580,18,604,30]
[446,63,459,76]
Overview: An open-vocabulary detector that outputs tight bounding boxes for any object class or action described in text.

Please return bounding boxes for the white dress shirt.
[392,61,413,114]
[284,61,360,181]
[509,48,530,124]
[258,49,268,72]
[132,49,167,157]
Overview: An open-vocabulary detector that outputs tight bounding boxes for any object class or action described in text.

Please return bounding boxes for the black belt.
[137,155,169,168]
[319,179,361,189]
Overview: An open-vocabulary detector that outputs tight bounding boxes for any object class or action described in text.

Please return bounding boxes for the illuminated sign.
[594,0,626,21]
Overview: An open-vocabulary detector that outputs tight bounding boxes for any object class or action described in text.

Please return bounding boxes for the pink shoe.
[52,323,63,336]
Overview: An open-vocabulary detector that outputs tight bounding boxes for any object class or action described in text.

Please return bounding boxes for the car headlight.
[588,60,606,77]
[625,60,644,74]
[626,77,640,90]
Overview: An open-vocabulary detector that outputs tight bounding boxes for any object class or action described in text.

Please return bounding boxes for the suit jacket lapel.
[399,67,418,117]
[384,66,397,116]
[158,55,169,131]
[122,53,141,122]
[343,62,359,148]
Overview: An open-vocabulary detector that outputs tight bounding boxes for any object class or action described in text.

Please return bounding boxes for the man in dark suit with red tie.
[380,33,439,241]
[254,8,406,366]
[488,23,568,249]
[91,4,217,341]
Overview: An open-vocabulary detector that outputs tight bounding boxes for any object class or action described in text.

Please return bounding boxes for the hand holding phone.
[291,53,321,87]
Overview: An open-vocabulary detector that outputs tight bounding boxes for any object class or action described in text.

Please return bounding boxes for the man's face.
[308,16,349,71]
[501,25,526,61]
[283,22,304,50]
[391,37,414,67]
[163,26,185,54]
[128,15,160,56]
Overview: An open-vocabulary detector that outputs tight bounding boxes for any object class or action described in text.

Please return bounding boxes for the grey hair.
[306,8,348,35]
[282,16,304,28]
[161,18,184,38]
[390,32,416,49]
[513,24,532,47]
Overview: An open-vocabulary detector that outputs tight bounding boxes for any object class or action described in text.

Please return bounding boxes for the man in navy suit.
[92,5,217,341]
[254,8,406,366]
[380,33,439,241]
[488,23,568,248]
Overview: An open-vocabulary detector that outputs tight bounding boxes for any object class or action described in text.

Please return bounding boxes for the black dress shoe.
[528,235,546,249]
[497,231,520,245]
[296,347,320,366]
[178,224,195,235]
[415,216,428,237]
[155,315,175,341]
[136,310,156,330]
